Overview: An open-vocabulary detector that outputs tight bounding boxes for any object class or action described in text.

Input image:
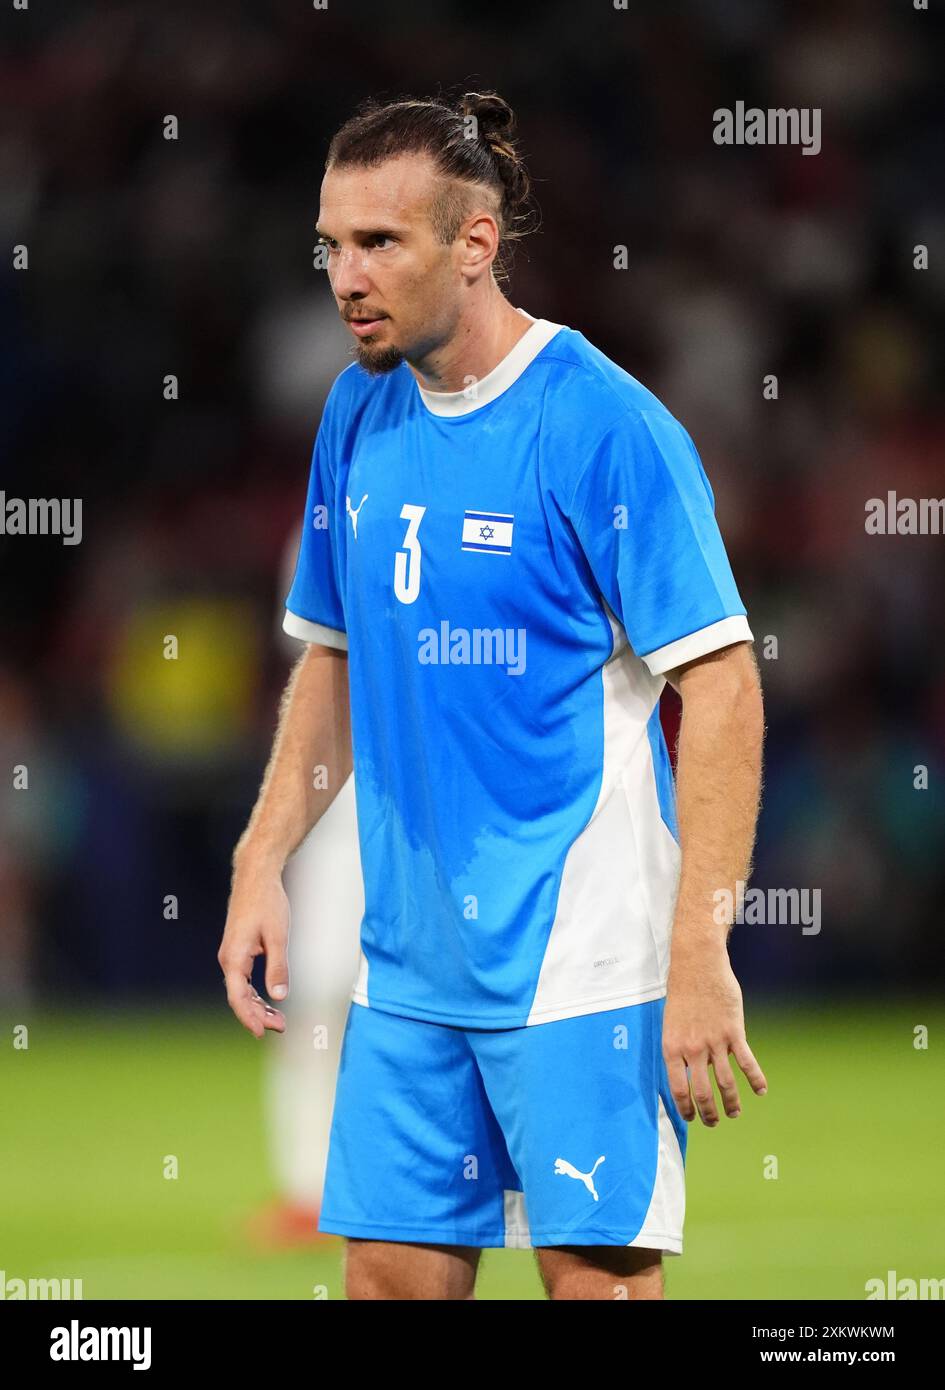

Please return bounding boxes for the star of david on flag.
[461,510,514,555]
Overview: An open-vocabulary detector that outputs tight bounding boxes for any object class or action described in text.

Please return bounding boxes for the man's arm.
[218,643,352,1037]
[661,640,768,1124]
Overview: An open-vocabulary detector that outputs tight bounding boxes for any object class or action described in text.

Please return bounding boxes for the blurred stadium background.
[2,0,943,1300]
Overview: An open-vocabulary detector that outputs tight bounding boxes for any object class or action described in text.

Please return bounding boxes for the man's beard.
[354,341,405,376]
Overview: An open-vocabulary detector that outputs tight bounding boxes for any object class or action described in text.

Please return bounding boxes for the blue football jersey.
[284,312,753,1027]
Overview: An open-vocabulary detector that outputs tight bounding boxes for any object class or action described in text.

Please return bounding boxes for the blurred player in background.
[246,523,362,1247]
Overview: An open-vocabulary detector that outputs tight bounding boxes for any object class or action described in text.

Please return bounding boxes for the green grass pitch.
[2,1002,942,1300]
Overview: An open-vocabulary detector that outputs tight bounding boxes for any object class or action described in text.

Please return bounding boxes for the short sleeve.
[567,408,752,676]
[283,417,348,650]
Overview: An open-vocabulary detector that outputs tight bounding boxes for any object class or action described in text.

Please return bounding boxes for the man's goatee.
[355,345,405,376]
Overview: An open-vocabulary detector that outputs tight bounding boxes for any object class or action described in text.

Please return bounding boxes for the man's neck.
[407,295,534,395]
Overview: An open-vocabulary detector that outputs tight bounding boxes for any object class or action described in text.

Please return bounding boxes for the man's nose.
[330,248,372,301]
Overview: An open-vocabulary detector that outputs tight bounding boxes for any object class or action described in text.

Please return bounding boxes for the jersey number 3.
[393,503,426,604]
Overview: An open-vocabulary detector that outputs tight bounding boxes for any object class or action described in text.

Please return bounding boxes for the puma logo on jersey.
[554,1155,605,1201]
[346,493,368,539]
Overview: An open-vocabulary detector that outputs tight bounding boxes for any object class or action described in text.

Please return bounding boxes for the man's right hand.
[218,866,291,1038]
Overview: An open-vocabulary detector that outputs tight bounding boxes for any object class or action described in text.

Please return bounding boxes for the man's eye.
[317,236,338,252]
[371,235,394,249]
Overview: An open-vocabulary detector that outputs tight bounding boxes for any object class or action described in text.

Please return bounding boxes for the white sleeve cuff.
[283,609,348,650]
[642,614,753,676]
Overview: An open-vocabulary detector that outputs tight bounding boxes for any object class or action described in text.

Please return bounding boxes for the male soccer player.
[220,90,767,1301]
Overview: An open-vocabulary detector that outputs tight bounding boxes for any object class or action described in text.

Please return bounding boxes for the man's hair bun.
[460,91,516,148]
[457,91,534,243]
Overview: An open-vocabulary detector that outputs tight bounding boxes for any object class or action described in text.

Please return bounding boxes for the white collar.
[415,309,565,417]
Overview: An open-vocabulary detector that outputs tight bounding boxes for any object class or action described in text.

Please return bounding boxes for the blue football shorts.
[318,997,687,1251]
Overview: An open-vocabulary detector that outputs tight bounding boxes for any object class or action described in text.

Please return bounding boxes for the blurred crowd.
[2,0,943,1003]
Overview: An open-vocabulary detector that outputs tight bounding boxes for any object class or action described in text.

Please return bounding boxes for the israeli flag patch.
[462,510,514,555]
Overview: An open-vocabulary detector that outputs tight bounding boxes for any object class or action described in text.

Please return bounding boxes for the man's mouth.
[346,314,388,337]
